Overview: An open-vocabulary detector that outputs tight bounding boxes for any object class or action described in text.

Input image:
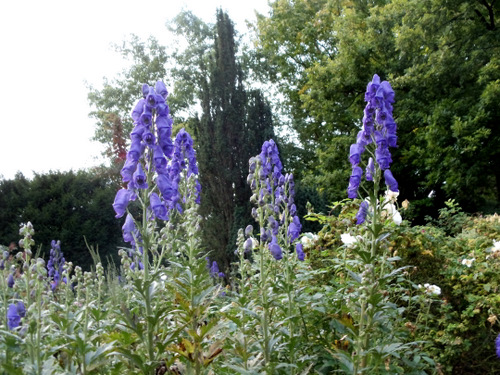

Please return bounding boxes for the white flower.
[300,233,318,249]
[341,233,358,247]
[251,237,259,248]
[419,283,441,296]
[492,240,500,253]
[385,189,400,203]
[382,202,402,226]
[461,258,475,267]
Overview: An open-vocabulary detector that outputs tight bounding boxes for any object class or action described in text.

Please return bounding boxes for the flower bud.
[244,238,254,253]
[244,225,253,237]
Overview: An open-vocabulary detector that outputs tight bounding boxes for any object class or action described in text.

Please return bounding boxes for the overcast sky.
[0,0,271,180]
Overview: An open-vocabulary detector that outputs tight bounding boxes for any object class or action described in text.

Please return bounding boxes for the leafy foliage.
[255,0,500,216]
[0,170,123,270]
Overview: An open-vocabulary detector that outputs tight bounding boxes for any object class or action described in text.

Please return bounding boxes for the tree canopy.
[255,0,500,218]
[0,170,123,270]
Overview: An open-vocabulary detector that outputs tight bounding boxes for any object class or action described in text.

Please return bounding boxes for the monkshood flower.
[269,235,283,260]
[356,201,369,225]
[47,240,65,291]
[496,334,500,358]
[347,74,398,201]
[114,82,201,259]
[206,258,225,278]
[296,242,305,261]
[7,303,22,330]
[248,139,302,260]
[113,189,131,218]
[7,273,14,288]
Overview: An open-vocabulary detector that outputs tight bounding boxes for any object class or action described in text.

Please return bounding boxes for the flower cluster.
[347,74,399,200]
[206,258,225,279]
[247,139,302,261]
[112,82,200,257]
[418,283,441,296]
[47,240,65,291]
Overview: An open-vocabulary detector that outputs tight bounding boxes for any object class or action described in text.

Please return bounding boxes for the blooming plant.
[334,74,433,373]
[1,75,499,375]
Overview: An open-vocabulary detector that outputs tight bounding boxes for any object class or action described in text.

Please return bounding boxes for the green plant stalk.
[34,267,43,375]
[189,234,202,375]
[259,243,271,369]
[282,207,296,375]
[82,281,90,375]
[141,186,156,372]
[1,270,10,366]
[354,171,382,374]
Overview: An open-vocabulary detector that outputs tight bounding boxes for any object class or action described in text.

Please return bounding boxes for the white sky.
[0,0,271,180]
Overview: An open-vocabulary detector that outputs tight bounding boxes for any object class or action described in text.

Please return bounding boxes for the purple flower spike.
[113,189,131,218]
[347,184,359,199]
[375,148,391,170]
[210,261,221,278]
[7,304,21,330]
[131,99,145,122]
[142,130,156,147]
[127,140,143,163]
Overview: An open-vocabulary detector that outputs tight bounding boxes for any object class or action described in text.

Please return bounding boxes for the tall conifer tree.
[194,10,274,269]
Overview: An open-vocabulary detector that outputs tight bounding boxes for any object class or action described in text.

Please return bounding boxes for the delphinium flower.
[112,81,200,267]
[47,240,65,291]
[347,74,399,224]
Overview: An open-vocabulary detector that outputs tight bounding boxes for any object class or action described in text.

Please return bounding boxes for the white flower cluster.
[300,233,318,249]
[381,190,402,225]
[419,283,441,296]
[486,240,500,260]
[340,233,359,248]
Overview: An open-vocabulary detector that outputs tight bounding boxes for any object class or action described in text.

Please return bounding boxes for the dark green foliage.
[255,0,500,218]
[0,170,123,270]
[182,10,275,270]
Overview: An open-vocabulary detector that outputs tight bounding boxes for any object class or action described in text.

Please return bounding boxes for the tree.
[0,171,123,270]
[87,35,170,165]
[255,0,500,218]
[179,10,275,269]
